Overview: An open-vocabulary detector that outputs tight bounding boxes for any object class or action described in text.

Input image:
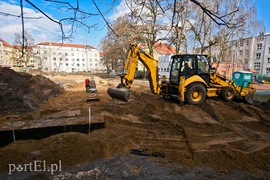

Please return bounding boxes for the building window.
[246,40,249,46]
[269,47,270,53]
[268,58,270,63]
[257,37,264,41]
[77,58,79,61]
[66,63,69,66]
[65,52,68,56]
[266,68,270,73]
[257,43,262,50]
[65,58,68,61]
[256,53,261,59]
[53,57,56,60]
[240,41,243,46]
[77,63,80,66]
[59,58,62,61]
[239,50,243,55]
[71,53,74,56]
[254,62,260,71]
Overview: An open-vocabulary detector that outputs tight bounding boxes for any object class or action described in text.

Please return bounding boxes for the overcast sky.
[0,0,269,50]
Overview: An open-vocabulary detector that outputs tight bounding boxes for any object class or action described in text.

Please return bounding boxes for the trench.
[0,122,105,147]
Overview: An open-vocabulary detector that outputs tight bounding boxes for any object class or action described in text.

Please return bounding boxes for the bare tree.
[13,31,35,69]
[213,0,264,65]
[168,0,191,53]
[1,0,264,63]
[101,15,142,72]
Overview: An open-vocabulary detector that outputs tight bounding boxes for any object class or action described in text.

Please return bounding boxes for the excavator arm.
[108,43,160,102]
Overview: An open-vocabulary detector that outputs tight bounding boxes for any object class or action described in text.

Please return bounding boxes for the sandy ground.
[0,73,270,179]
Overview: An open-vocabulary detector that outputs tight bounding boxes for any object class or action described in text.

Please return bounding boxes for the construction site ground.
[0,69,270,179]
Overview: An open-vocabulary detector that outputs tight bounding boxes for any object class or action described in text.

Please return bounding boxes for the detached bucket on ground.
[107,87,131,102]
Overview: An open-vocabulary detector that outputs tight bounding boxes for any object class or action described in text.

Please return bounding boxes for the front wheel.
[219,86,235,101]
[185,83,206,105]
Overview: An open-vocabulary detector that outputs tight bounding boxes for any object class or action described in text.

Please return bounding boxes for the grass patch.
[254,94,270,101]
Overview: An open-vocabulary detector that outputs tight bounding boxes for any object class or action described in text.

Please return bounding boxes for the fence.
[254,74,270,82]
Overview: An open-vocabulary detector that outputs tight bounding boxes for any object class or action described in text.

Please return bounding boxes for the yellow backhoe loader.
[107,43,256,105]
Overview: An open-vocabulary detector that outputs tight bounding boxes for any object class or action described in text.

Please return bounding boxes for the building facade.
[35,42,105,73]
[0,38,14,68]
[140,42,177,79]
[0,38,105,73]
[210,33,270,76]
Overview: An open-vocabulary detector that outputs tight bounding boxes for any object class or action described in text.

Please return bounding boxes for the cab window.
[197,55,209,73]
[170,57,181,82]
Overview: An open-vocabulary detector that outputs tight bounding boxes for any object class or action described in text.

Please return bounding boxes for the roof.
[13,45,33,50]
[139,42,177,55]
[154,42,176,55]
[37,42,96,49]
[0,38,13,48]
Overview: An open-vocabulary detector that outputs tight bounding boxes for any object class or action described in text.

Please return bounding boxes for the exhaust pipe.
[107,87,131,102]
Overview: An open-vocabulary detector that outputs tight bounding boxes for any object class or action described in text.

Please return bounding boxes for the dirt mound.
[0,67,63,115]
[0,77,269,177]
[256,99,270,111]
[0,132,102,172]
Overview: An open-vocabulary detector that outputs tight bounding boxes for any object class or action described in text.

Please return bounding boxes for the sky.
[0,0,269,50]
[252,0,270,32]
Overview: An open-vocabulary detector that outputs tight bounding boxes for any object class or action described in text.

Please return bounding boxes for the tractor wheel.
[185,83,206,105]
[219,86,235,101]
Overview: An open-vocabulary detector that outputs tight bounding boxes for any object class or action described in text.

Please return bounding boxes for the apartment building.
[0,38,14,68]
[35,42,105,73]
[154,42,176,78]
[139,42,177,78]
[256,33,270,74]
[0,38,105,73]
[211,33,270,76]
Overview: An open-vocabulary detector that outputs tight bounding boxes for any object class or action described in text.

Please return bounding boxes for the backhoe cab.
[107,43,256,105]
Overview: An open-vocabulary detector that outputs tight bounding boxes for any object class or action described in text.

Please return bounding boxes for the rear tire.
[219,86,235,101]
[185,83,206,105]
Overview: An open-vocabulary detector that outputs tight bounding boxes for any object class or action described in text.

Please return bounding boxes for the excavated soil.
[0,68,270,179]
[0,67,63,115]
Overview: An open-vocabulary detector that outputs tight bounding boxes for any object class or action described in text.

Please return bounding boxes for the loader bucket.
[244,88,256,104]
[107,87,131,102]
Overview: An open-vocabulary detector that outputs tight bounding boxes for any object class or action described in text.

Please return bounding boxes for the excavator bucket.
[107,87,131,102]
[244,88,256,104]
